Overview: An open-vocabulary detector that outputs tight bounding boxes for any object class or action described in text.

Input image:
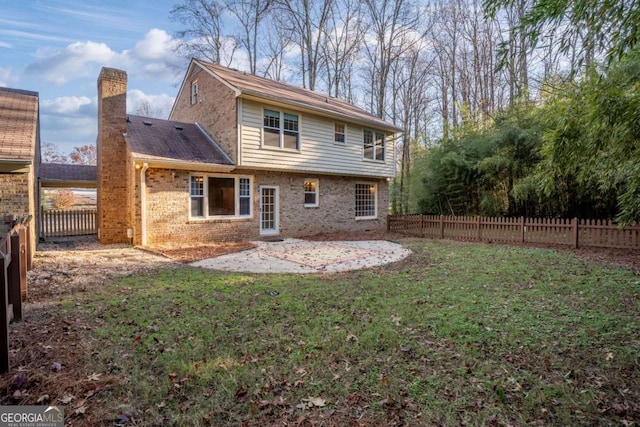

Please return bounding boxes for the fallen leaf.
[11,372,28,388]
[346,333,359,342]
[87,373,102,381]
[309,397,326,407]
[13,390,24,399]
[605,351,614,361]
[51,362,62,372]
[61,394,75,404]
[235,386,248,402]
[37,394,50,403]
[74,405,87,415]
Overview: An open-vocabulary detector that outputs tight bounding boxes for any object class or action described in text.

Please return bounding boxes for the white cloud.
[25,41,121,85]
[127,89,174,119]
[23,29,185,87]
[131,29,178,61]
[0,67,16,87]
[41,96,93,115]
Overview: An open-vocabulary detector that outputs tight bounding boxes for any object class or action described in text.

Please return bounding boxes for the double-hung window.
[363,130,385,161]
[263,108,299,150]
[191,81,198,105]
[355,183,377,219]
[189,175,252,219]
[304,179,319,207]
[334,122,346,144]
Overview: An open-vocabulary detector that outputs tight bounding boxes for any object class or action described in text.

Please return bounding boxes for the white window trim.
[304,178,319,208]
[189,173,253,220]
[355,182,378,220]
[363,129,386,162]
[334,122,347,145]
[261,107,301,152]
[191,81,198,105]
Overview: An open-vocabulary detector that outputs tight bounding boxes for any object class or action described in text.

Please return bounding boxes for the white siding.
[239,100,395,178]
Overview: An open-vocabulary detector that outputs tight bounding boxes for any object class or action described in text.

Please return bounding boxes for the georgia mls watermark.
[0,406,64,427]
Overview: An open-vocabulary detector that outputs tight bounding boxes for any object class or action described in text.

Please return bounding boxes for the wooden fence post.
[0,252,10,373]
[571,218,579,249]
[520,217,525,243]
[439,215,445,239]
[9,232,22,322]
[387,214,391,232]
[477,216,482,241]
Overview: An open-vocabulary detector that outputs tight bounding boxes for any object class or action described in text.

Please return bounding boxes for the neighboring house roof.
[0,87,39,164]
[39,163,96,188]
[190,60,402,133]
[125,115,234,170]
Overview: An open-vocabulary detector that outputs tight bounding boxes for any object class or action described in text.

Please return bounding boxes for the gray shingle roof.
[125,115,233,166]
[196,60,402,133]
[0,87,39,162]
[40,163,96,183]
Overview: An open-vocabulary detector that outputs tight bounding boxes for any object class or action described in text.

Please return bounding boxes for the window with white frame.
[263,108,299,150]
[304,179,319,207]
[355,183,377,219]
[363,130,385,161]
[189,175,252,218]
[190,175,204,217]
[334,122,346,144]
[191,81,198,105]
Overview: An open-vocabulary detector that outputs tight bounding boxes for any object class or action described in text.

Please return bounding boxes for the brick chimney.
[97,67,130,244]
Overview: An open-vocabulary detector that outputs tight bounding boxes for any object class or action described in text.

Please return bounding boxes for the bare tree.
[260,13,295,81]
[225,0,273,74]
[362,0,420,119]
[171,0,236,64]
[41,142,69,164]
[275,0,334,90]
[320,0,365,100]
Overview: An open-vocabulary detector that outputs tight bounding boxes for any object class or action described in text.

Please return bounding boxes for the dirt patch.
[27,236,176,302]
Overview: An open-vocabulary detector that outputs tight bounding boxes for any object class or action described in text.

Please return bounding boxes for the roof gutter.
[130,156,235,173]
[0,159,31,165]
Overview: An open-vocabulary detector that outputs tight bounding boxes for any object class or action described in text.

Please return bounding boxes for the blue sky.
[0,0,187,153]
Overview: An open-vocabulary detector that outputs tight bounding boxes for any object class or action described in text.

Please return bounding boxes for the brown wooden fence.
[40,207,96,239]
[388,214,640,250]
[0,216,30,373]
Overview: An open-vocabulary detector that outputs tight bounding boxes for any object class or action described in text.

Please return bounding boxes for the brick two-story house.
[97,60,401,245]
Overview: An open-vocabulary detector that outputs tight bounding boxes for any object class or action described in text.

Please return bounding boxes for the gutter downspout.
[140,162,149,246]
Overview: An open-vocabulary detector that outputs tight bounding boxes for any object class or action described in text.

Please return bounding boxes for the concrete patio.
[190,238,412,273]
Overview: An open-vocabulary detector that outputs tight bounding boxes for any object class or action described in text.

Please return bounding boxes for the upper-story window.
[191,81,198,105]
[363,130,385,161]
[263,108,299,150]
[334,122,346,144]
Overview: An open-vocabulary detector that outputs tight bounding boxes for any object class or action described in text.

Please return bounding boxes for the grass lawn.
[62,239,640,425]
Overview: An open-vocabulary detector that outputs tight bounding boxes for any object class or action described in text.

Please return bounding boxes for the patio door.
[260,186,279,235]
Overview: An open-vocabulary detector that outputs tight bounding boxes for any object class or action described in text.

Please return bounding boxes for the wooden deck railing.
[387,215,640,250]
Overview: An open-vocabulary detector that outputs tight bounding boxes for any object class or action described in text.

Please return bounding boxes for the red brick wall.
[140,167,388,245]
[170,66,238,163]
[97,68,131,244]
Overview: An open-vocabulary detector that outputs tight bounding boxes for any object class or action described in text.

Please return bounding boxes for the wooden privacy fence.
[40,207,96,238]
[388,214,640,250]
[0,216,30,373]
